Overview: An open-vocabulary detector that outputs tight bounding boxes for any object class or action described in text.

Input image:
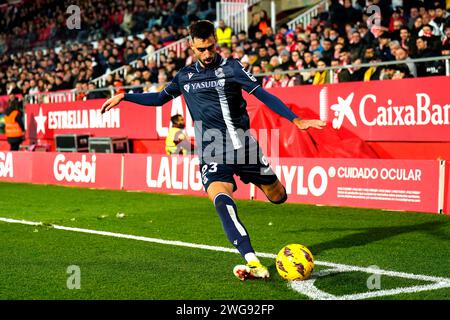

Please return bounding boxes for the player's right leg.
[254,179,288,204]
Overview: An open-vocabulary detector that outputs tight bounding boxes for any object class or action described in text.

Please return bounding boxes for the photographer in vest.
[4,95,25,151]
[165,114,194,155]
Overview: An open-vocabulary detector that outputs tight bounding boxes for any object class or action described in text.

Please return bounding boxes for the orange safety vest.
[4,110,24,138]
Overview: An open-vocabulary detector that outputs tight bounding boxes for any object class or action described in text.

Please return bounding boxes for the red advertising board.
[246,76,450,142]
[0,152,446,214]
[30,152,122,189]
[25,100,158,140]
[22,76,450,155]
[122,154,251,200]
[445,160,450,215]
[0,151,33,182]
[254,158,442,214]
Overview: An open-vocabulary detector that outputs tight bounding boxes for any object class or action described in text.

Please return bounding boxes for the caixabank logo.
[319,87,450,129]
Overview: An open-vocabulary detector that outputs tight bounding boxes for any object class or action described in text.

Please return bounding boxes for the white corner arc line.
[1,216,450,299]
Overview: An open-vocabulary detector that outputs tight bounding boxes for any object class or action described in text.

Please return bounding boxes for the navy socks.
[213,193,255,258]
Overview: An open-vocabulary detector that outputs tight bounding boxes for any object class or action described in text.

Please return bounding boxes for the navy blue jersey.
[163,55,261,163]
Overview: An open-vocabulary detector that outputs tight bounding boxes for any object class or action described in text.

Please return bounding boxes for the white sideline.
[1,216,449,300]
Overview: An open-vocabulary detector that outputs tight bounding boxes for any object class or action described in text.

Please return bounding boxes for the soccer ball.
[275,244,315,281]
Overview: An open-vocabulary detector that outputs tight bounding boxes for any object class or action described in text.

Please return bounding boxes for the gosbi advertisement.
[31,152,123,189]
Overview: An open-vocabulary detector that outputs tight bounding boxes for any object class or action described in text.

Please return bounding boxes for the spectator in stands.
[149,71,168,93]
[184,0,200,26]
[419,24,443,53]
[389,8,406,32]
[343,0,362,25]
[248,12,262,40]
[287,64,303,86]
[279,50,292,70]
[263,68,290,88]
[412,15,424,37]
[349,30,366,60]
[376,32,395,61]
[86,83,108,100]
[363,53,383,81]
[328,0,347,34]
[313,60,330,85]
[407,6,420,30]
[290,50,303,70]
[216,20,233,48]
[258,10,271,35]
[121,5,135,35]
[321,38,334,64]
[395,47,417,77]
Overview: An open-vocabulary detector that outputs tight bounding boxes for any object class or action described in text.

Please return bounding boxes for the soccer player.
[101,20,325,280]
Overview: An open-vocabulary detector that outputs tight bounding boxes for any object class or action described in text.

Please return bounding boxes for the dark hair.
[171,114,184,126]
[417,36,428,43]
[189,20,215,40]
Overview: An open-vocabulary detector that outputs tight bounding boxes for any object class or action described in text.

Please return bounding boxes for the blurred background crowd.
[1,0,449,102]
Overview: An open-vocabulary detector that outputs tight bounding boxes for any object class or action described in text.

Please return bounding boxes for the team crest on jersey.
[215,67,225,78]
[188,72,194,79]
[184,84,190,92]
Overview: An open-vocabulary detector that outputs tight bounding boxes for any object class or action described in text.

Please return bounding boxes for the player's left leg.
[207,181,256,261]
[205,179,269,280]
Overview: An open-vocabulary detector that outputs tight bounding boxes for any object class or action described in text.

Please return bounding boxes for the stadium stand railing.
[287,0,328,31]
[24,55,450,105]
[216,0,262,37]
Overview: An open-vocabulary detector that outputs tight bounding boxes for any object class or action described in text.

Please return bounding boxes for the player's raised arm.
[101,90,176,114]
[252,86,326,130]
[101,75,182,114]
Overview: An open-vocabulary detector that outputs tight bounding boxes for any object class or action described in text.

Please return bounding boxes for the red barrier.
[0,152,445,214]
[246,76,450,142]
[445,161,450,215]
[26,100,158,140]
[254,158,443,214]
[23,76,450,158]
[122,154,251,200]
[30,152,122,189]
[0,151,33,182]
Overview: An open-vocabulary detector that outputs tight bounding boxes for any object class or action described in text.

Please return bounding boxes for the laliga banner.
[122,154,251,200]
[255,158,443,213]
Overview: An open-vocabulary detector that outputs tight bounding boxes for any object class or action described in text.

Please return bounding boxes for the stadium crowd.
[0,0,215,97]
[1,0,450,100]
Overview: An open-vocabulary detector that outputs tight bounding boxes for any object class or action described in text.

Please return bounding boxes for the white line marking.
[1,216,449,299]
[337,282,450,300]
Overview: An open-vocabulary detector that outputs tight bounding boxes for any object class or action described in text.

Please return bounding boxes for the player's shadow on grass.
[308,221,449,253]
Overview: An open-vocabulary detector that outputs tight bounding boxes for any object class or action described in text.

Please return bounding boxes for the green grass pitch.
[0,182,449,300]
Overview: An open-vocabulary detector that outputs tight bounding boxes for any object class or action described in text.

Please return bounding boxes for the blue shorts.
[200,146,278,192]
